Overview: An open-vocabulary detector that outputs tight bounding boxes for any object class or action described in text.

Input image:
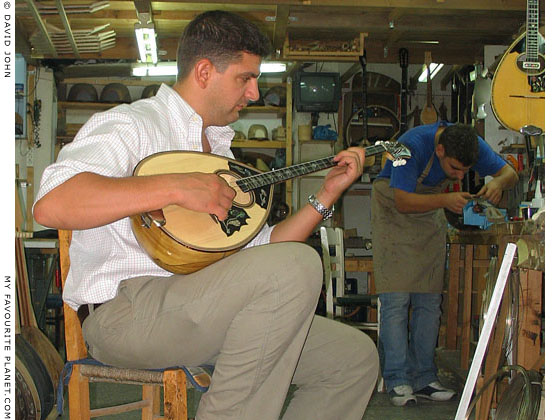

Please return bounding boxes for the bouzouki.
[491,0,545,133]
[131,141,411,274]
[420,51,438,125]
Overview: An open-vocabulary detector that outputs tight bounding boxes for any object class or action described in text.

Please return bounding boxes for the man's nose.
[246,79,260,102]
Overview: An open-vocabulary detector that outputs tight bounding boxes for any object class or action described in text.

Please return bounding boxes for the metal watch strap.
[308,194,333,220]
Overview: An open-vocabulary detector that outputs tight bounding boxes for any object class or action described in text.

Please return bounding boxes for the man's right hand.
[34,171,237,230]
[173,172,236,221]
[443,192,472,214]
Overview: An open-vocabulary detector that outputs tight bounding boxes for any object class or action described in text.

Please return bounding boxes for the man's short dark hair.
[176,10,272,81]
[438,124,479,166]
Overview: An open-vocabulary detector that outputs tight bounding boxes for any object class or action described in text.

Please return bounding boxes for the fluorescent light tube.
[132,63,178,77]
[418,63,444,82]
[132,61,286,77]
[134,23,158,64]
[260,62,286,73]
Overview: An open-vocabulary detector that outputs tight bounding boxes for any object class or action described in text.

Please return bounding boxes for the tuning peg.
[392,159,406,167]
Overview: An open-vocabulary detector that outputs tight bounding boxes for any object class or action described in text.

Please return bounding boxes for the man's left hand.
[317,147,365,205]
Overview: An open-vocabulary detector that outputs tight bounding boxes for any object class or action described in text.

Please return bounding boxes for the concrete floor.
[58,349,468,420]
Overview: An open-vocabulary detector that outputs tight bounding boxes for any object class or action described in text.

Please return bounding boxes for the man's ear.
[193,58,214,89]
[435,143,445,159]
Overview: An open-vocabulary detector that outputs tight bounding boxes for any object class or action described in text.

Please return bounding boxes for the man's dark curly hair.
[176,10,272,81]
[438,123,479,167]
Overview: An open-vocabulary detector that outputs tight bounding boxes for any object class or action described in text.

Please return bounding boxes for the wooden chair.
[319,226,380,331]
[59,229,211,419]
[319,226,384,391]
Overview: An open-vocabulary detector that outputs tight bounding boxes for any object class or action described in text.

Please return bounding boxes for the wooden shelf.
[283,32,368,62]
[59,101,122,110]
[231,140,286,149]
[58,102,286,114]
[57,137,287,150]
[240,106,286,115]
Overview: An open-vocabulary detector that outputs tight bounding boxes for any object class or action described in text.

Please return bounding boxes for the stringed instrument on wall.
[420,51,438,125]
[491,0,545,133]
[131,141,411,274]
[398,48,409,135]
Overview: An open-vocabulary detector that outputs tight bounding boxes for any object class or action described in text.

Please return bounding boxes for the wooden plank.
[15,237,37,328]
[23,0,57,56]
[26,167,34,232]
[460,245,473,370]
[55,0,80,57]
[90,400,149,417]
[446,244,460,349]
[141,385,160,420]
[59,230,89,361]
[517,269,542,369]
[163,370,187,420]
[345,256,373,273]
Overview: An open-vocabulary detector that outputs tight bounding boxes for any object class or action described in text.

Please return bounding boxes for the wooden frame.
[59,230,207,419]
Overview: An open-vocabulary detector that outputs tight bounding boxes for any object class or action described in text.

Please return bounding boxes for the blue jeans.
[379,292,442,392]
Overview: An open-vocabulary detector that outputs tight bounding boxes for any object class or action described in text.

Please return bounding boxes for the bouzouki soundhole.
[216,170,254,208]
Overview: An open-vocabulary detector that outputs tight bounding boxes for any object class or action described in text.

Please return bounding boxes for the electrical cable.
[463,365,542,420]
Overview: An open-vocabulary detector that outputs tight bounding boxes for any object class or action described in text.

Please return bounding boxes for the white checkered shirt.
[36,84,274,310]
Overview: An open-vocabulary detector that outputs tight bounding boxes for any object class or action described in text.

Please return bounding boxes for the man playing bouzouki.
[33,11,378,420]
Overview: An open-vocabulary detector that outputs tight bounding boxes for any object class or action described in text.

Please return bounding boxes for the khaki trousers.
[83,242,378,419]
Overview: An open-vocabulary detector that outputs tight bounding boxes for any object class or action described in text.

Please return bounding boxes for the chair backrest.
[58,229,89,361]
[319,226,345,318]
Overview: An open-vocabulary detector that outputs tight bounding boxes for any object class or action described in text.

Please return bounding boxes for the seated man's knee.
[268,242,323,299]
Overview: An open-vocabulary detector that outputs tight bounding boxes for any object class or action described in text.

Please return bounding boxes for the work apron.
[371,149,451,294]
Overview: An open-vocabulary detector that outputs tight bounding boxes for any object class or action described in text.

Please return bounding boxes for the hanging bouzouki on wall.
[131,141,411,274]
[491,0,545,133]
[420,51,438,125]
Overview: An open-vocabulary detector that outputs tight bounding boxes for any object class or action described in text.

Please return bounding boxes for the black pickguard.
[217,162,272,237]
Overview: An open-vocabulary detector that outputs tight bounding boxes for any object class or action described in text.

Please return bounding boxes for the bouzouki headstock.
[375,140,412,167]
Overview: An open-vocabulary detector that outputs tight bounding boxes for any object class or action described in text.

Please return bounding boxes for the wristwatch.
[308,194,334,220]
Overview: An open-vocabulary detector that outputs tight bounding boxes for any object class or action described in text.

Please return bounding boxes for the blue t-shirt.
[377,122,506,193]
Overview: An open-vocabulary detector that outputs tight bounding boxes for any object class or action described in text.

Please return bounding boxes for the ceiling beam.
[148,0,526,12]
[272,5,290,58]
[23,0,58,56]
[55,0,80,58]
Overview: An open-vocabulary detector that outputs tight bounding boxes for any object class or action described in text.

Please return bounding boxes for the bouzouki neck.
[237,143,389,192]
[525,0,540,69]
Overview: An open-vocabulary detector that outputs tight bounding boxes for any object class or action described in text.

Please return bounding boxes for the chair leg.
[142,385,160,420]
[163,369,187,420]
[68,366,91,420]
